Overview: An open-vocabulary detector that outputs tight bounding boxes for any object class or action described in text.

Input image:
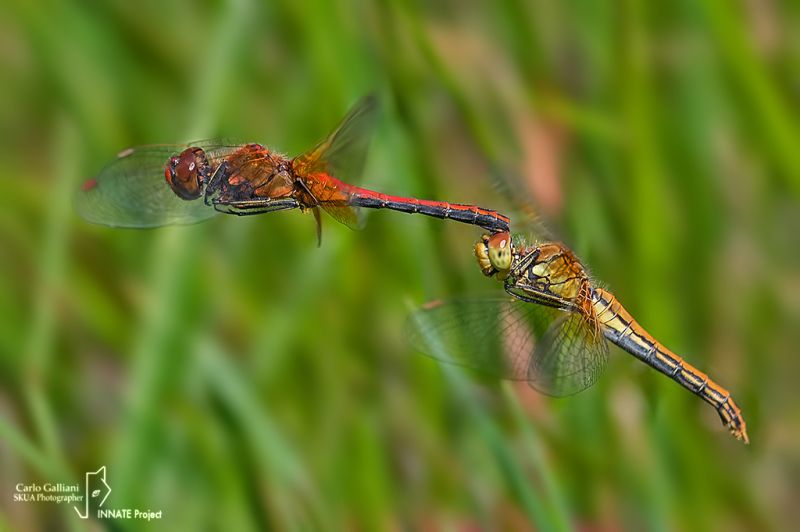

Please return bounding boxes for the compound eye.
[487,232,512,271]
[164,147,208,200]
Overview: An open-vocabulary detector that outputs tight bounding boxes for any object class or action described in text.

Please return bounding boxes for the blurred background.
[0,0,798,530]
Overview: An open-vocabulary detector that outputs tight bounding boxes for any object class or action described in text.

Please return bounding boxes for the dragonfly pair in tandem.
[77,97,748,443]
[76,96,509,241]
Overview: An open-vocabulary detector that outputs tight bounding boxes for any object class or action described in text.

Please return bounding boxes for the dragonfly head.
[475,232,513,280]
[165,147,211,200]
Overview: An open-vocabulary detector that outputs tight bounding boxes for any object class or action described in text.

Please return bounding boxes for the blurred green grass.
[0,0,798,530]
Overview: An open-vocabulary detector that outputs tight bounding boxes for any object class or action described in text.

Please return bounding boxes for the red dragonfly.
[76,96,509,242]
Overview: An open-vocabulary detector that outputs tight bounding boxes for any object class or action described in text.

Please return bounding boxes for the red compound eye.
[487,231,510,251]
[165,148,209,200]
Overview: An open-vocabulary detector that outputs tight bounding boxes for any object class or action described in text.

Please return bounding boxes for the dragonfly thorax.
[475,232,513,281]
[513,243,592,307]
[165,147,211,200]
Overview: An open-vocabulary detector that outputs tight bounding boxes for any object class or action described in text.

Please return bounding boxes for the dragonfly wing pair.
[407,295,609,397]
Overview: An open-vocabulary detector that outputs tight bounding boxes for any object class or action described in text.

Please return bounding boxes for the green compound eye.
[487,232,512,271]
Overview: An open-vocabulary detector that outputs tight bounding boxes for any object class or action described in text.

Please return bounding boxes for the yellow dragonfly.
[409,231,748,443]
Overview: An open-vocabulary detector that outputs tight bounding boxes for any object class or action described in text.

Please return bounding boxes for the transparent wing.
[303,182,365,230]
[527,311,608,396]
[491,165,556,243]
[75,141,240,228]
[292,94,379,185]
[318,202,364,231]
[291,96,378,231]
[407,295,608,396]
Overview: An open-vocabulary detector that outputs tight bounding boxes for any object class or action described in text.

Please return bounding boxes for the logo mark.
[73,466,111,519]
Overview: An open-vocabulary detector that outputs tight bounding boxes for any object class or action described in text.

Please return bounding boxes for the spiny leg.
[212,198,300,216]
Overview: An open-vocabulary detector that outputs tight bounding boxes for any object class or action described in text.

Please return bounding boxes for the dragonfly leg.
[504,284,577,311]
[212,198,300,216]
[203,161,229,206]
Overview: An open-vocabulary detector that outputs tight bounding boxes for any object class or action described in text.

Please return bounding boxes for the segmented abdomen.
[339,181,510,233]
[591,287,748,443]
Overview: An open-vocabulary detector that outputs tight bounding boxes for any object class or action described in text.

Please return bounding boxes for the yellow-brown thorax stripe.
[511,243,592,310]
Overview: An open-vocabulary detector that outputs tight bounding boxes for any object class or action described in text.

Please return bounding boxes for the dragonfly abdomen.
[591,288,749,443]
[349,190,509,233]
